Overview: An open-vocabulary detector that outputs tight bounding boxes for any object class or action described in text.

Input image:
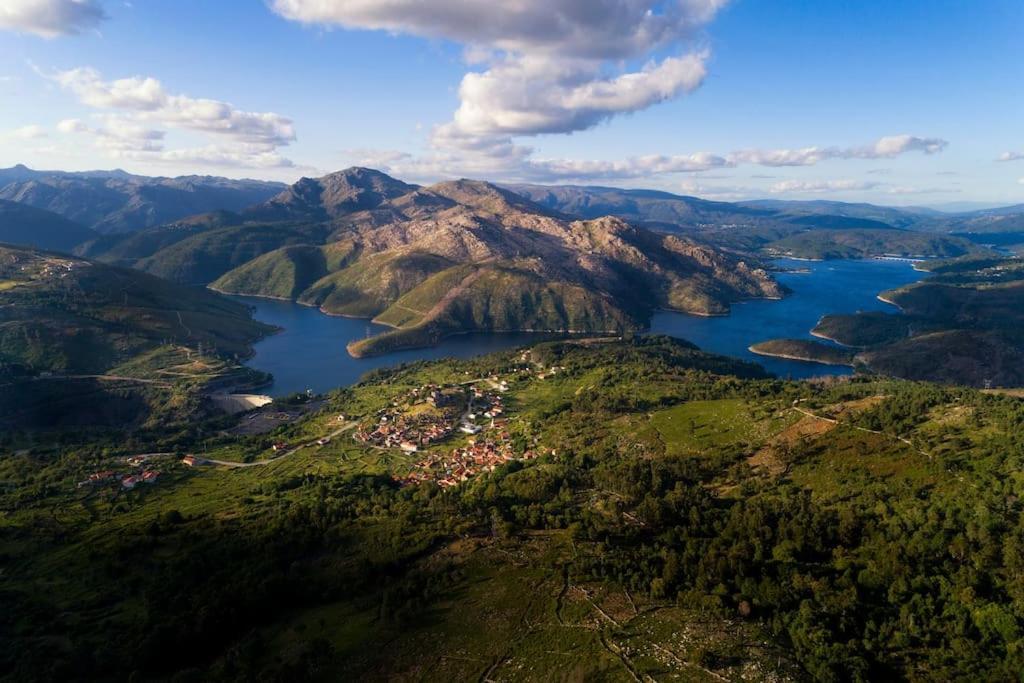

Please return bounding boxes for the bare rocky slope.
[209,171,784,356]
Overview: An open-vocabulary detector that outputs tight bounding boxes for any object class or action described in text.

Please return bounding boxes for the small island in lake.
[749,338,855,366]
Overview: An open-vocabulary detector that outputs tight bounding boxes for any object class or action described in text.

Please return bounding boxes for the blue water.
[233,297,547,396]
[650,258,926,379]
[237,258,927,394]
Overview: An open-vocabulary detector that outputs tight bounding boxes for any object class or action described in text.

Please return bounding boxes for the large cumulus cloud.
[0,0,106,38]
[273,0,724,149]
[46,66,297,168]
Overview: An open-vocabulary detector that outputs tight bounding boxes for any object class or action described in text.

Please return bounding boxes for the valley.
[4,175,1024,682]
[4,4,1022,681]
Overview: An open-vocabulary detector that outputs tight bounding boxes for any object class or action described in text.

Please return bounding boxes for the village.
[353,383,493,452]
[400,431,540,488]
[74,357,569,493]
[77,453,165,491]
[347,368,558,488]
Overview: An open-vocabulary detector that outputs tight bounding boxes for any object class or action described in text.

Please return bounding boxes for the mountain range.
[0,165,283,234]
[2,164,1023,359]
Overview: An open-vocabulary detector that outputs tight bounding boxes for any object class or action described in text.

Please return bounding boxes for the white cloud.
[769,179,879,194]
[8,124,48,139]
[0,0,106,38]
[275,0,724,148]
[677,179,760,200]
[436,50,708,142]
[999,151,1024,162]
[56,117,88,133]
[348,145,729,184]
[869,134,946,157]
[352,133,949,185]
[42,66,297,169]
[729,135,948,167]
[116,145,295,169]
[525,151,728,181]
[58,116,163,151]
[271,0,725,60]
[49,67,295,147]
[1018,178,1024,185]
[884,185,960,195]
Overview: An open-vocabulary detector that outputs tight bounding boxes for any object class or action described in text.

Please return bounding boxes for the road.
[790,401,928,457]
[197,421,357,468]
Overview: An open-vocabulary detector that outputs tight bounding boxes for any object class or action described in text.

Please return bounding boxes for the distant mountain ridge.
[507,183,776,230]
[80,168,783,356]
[0,165,284,234]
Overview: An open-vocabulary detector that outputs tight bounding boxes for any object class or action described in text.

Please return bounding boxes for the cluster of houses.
[459,385,506,435]
[355,413,455,452]
[121,470,161,489]
[399,429,538,488]
[390,377,539,487]
[354,384,466,451]
[77,468,160,490]
[514,352,567,381]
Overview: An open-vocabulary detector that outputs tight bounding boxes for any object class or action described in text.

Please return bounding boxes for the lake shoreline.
[236,258,928,394]
[748,345,855,367]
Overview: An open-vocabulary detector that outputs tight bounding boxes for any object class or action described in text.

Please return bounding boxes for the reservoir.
[232,297,546,396]
[649,258,925,379]
[237,258,926,395]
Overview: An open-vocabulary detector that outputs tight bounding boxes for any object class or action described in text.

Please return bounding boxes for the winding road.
[197,421,357,468]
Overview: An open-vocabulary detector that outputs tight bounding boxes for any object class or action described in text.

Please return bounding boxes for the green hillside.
[5,337,1024,680]
[813,311,920,347]
[353,261,636,357]
[764,228,982,260]
[211,244,331,299]
[135,221,329,285]
[295,249,454,318]
[749,338,855,366]
[0,245,272,375]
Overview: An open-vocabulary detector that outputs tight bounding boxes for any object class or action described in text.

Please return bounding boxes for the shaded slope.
[0,200,96,252]
[0,245,271,374]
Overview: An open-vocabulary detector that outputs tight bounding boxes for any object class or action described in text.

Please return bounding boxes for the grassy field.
[637,399,796,455]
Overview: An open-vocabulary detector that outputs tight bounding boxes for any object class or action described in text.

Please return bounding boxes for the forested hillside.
[4,337,1023,681]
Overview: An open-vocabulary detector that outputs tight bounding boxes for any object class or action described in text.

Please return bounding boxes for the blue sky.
[0,0,1021,207]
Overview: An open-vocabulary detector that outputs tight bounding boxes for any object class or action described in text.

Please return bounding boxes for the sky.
[0,0,1022,207]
